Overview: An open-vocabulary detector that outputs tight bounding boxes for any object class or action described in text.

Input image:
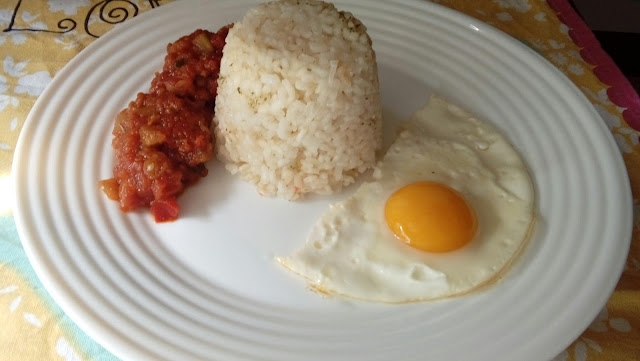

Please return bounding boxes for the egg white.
[277,96,535,303]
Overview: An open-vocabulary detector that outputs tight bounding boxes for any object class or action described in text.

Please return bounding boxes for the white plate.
[13,0,632,360]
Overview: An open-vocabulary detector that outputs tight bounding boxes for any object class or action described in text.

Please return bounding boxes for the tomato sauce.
[100,26,231,222]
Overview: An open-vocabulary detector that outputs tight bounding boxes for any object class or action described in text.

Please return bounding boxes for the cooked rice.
[213,0,382,199]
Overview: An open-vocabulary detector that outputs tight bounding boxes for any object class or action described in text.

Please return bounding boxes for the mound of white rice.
[213,0,382,199]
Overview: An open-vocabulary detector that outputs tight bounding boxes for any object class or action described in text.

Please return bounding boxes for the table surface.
[1,0,639,360]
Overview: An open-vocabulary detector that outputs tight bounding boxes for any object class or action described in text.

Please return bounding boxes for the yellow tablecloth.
[1,0,638,360]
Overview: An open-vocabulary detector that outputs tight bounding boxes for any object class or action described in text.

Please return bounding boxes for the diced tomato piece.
[150,198,180,223]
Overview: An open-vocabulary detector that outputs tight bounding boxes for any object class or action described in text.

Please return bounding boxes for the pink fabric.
[548,0,640,131]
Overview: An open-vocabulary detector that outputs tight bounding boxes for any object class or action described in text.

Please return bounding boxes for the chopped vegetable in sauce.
[100,26,231,222]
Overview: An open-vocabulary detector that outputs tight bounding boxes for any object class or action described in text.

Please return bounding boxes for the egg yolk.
[384,181,477,253]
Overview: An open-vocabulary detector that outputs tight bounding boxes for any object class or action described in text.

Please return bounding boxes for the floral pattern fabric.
[1,0,638,360]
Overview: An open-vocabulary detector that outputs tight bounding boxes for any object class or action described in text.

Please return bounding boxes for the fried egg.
[276,96,535,303]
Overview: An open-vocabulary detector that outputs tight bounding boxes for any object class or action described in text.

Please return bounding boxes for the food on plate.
[214,0,382,200]
[102,0,382,220]
[100,27,230,222]
[276,96,536,303]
